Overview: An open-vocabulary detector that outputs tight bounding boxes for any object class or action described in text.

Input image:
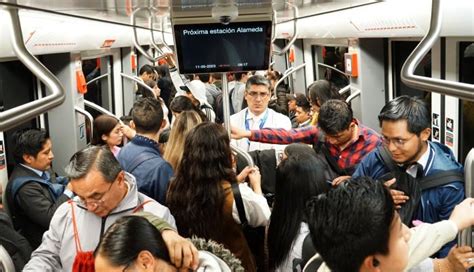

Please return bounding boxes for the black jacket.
[0,209,32,271]
[5,165,70,249]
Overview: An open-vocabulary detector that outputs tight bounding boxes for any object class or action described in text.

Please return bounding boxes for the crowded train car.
[1,0,474,271]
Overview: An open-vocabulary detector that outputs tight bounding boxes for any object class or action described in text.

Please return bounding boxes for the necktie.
[41,172,49,181]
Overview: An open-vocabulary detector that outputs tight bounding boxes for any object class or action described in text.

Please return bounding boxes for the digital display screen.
[173,21,272,74]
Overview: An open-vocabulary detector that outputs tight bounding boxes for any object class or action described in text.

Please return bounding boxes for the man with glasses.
[230,75,291,154]
[231,99,380,183]
[24,146,199,271]
[353,95,464,257]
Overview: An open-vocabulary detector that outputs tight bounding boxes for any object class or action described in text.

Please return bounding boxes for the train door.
[456,40,474,163]
[0,60,42,192]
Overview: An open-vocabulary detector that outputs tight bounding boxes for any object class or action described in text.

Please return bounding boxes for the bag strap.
[68,200,83,253]
[319,143,348,176]
[420,170,464,191]
[132,194,153,213]
[292,233,318,271]
[11,176,63,201]
[377,146,399,173]
[127,151,159,173]
[230,182,248,228]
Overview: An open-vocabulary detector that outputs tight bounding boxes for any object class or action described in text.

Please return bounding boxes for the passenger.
[305,176,474,272]
[227,72,236,92]
[230,75,292,155]
[23,146,179,271]
[138,64,154,82]
[117,98,173,205]
[163,110,203,171]
[231,100,381,184]
[95,215,243,272]
[267,152,329,271]
[169,95,206,124]
[0,208,32,271]
[137,79,171,129]
[265,69,289,115]
[154,64,175,111]
[307,79,344,125]
[167,122,270,272]
[180,80,216,122]
[286,93,298,128]
[5,129,74,249]
[91,114,123,157]
[197,73,221,109]
[119,115,136,142]
[294,94,312,128]
[353,95,464,257]
[230,71,250,114]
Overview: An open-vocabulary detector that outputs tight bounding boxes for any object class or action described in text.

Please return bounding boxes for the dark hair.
[136,80,157,99]
[318,100,353,135]
[306,176,395,272]
[167,122,235,239]
[158,128,170,144]
[139,64,154,76]
[308,80,343,107]
[211,73,222,80]
[120,115,132,126]
[198,74,210,83]
[95,216,170,267]
[169,96,206,120]
[245,75,270,91]
[12,129,50,164]
[154,65,170,78]
[131,97,163,134]
[234,72,247,81]
[378,95,430,135]
[92,115,120,146]
[267,154,328,269]
[295,94,311,112]
[284,143,317,158]
[64,145,121,182]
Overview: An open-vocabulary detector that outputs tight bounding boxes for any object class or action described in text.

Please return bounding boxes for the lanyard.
[245,109,269,131]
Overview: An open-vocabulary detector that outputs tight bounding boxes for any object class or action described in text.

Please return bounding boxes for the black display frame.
[173,21,272,74]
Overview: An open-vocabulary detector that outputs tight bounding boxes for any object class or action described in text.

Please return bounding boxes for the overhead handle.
[0,4,65,131]
[400,0,474,101]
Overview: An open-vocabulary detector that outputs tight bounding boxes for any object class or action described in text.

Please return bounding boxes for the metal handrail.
[272,3,299,56]
[0,245,15,272]
[231,144,255,167]
[401,0,474,101]
[86,73,109,86]
[148,8,165,55]
[317,62,350,79]
[120,72,155,94]
[160,15,173,52]
[346,88,361,103]
[0,5,65,131]
[131,7,166,63]
[84,100,120,121]
[273,63,306,98]
[75,106,94,143]
[459,148,474,247]
[271,9,277,44]
[339,84,351,95]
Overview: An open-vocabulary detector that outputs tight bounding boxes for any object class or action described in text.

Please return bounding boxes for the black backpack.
[377,146,464,226]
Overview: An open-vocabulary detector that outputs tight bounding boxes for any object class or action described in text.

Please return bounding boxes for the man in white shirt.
[230,75,291,154]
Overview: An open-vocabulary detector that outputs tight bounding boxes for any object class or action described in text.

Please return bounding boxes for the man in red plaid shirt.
[232,100,381,185]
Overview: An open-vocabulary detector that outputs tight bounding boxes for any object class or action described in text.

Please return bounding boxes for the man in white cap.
[180,80,216,122]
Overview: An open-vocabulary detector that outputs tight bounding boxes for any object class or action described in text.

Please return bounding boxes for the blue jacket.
[117,135,173,205]
[353,141,464,257]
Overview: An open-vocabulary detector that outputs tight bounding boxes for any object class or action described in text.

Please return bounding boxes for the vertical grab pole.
[222,73,231,137]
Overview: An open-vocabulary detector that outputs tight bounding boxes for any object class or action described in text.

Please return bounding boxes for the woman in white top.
[267,144,330,271]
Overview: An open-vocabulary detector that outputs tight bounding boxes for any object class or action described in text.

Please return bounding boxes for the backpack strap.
[68,200,83,253]
[319,143,348,176]
[126,151,160,173]
[292,233,318,271]
[419,170,464,191]
[132,194,153,213]
[11,176,64,202]
[377,146,399,173]
[302,254,324,272]
[230,182,248,228]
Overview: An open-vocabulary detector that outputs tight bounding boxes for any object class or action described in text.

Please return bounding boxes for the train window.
[391,41,431,100]
[458,42,474,163]
[0,60,40,174]
[82,56,115,117]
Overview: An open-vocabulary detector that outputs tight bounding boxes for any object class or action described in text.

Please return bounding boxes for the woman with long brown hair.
[167,122,270,271]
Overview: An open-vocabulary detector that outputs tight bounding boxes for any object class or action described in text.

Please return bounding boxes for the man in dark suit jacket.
[5,129,74,249]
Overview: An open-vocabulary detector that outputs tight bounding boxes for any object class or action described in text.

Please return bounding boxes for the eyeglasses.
[381,134,416,148]
[77,180,115,208]
[246,91,270,99]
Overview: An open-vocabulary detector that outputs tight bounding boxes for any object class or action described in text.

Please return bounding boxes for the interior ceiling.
[4,0,380,30]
